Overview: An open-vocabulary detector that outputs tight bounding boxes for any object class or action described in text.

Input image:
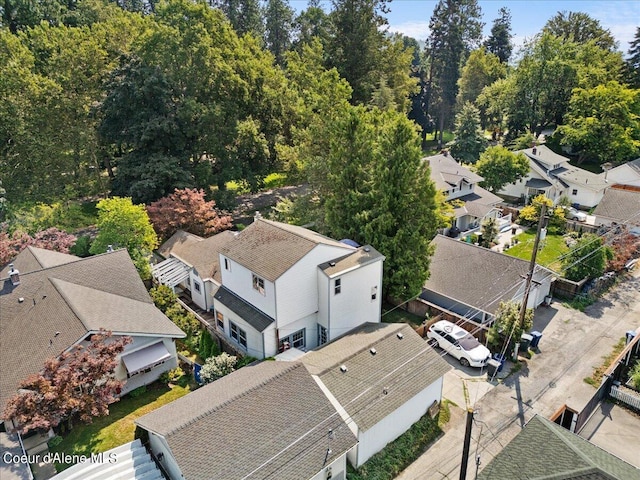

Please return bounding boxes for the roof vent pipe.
[8,264,20,286]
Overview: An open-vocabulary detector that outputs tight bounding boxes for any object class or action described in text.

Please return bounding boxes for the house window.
[224,258,230,271]
[230,321,247,349]
[371,286,378,301]
[334,278,341,295]
[572,189,578,195]
[318,325,328,346]
[252,274,265,295]
[216,311,224,331]
[193,281,201,293]
[279,329,306,351]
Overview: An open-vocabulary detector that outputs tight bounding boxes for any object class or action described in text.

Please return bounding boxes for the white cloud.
[387,20,431,40]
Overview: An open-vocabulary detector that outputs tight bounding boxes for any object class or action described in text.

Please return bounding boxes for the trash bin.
[520,333,533,352]
[530,331,542,349]
[626,330,637,344]
[493,353,506,372]
[486,358,501,377]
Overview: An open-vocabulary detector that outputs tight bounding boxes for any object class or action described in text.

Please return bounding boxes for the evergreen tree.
[211,0,263,38]
[425,0,483,146]
[625,27,640,89]
[292,0,330,52]
[449,102,487,163]
[484,7,512,63]
[264,0,294,66]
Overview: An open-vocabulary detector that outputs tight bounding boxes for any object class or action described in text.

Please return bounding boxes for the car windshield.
[458,334,481,351]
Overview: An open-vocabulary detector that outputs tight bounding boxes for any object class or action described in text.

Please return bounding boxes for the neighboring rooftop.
[301,323,451,431]
[477,415,640,480]
[452,186,502,220]
[157,229,236,283]
[220,218,353,282]
[214,286,274,332]
[592,187,640,225]
[0,248,185,416]
[424,154,484,191]
[422,235,549,316]
[135,361,356,480]
[0,245,80,277]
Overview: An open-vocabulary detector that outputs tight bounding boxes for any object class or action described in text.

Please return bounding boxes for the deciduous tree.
[147,188,233,241]
[0,227,76,268]
[3,331,131,434]
[562,234,614,281]
[475,146,529,192]
[544,11,617,51]
[486,301,533,356]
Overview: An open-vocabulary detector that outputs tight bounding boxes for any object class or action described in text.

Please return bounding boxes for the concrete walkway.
[397,269,640,480]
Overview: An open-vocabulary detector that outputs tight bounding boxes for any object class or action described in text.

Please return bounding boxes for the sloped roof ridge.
[258,218,351,248]
[435,235,529,265]
[314,323,407,375]
[166,362,303,436]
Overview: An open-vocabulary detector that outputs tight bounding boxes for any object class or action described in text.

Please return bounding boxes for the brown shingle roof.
[220,219,352,282]
[0,246,79,276]
[423,235,535,315]
[157,230,235,283]
[301,323,451,431]
[0,249,185,416]
[592,188,640,225]
[135,361,357,480]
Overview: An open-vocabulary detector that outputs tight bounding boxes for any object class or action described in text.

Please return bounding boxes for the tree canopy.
[484,7,512,63]
[475,146,529,192]
[562,234,614,281]
[449,102,487,163]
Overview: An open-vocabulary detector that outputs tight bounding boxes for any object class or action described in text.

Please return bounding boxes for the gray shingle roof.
[423,235,541,315]
[157,230,235,283]
[592,187,640,225]
[220,219,353,282]
[477,415,640,480]
[319,245,385,277]
[424,154,484,191]
[0,246,80,276]
[214,286,274,332]
[135,361,357,480]
[301,323,451,431]
[453,186,502,220]
[525,178,553,189]
[0,249,185,416]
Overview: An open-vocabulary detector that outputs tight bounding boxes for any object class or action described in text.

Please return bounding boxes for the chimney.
[8,264,20,286]
[532,147,537,155]
[254,211,262,222]
[106,245,114,253]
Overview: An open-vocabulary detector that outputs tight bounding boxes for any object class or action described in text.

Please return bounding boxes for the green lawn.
[504,231,569,271]
[381,303,426,326]
[51,382,191,471]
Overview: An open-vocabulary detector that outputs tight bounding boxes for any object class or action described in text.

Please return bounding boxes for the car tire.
[460,358,470,367]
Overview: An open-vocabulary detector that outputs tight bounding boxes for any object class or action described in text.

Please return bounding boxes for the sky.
[289,0,639,54]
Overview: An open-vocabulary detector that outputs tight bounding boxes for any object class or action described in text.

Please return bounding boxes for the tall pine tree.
[264,0,294,65]
[484,7,512,64]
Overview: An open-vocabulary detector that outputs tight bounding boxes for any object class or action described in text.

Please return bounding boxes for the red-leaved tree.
[0,227,77,268]
[146,188,233,241]
[608,232,640,272]
[3,330,131,434]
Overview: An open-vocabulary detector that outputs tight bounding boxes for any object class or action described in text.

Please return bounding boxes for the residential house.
[153,229,236,311]
[477,415,640,480]
[425,153,507,237]
[421,235,553,323]
[134,361,357,480]
[212,218,385,359]
[499,145,609,208]
[0,247,186,434]
[602,158,640,187]
[592,185,640,236]
[300,322,451,467]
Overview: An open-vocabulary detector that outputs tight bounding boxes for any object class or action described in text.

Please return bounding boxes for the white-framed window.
[318,325,328,346]
[279,329,306,351]
[193,281,201,293]
[230,321,247,348]
[334,278,341,295]
[371,286,378,301]
[224,258,230,271]
[216,311,224,331]
[252,274,265,295]
[572,189,578,195]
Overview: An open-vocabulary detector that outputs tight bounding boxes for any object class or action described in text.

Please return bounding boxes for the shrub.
[630,361,640,390]
[48,435,63,448]
[160,367,185,383]
[200,353,237,384]
[128,386,147,398]
[70,235,93,257]
[149,285,178,314]
[263,173,288,189]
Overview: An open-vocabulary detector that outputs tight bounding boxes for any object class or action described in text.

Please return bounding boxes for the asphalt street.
[398,269,640,480]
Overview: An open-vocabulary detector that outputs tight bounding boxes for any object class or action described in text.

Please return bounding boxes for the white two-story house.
[425,153,506,236]
[212,217,385,359]
[500,145,610,208]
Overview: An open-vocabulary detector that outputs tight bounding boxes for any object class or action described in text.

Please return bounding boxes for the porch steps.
[51,439,164,480]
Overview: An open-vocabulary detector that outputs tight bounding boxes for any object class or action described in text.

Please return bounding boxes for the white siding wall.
[309,453,349,480]
[317,269,329,332]
[512,272,552,310]
[147,432,184,480]
[116,337,179,395]
[605,167,640,187]
[219,255,276,318]
[189,271,206,310]
[355,377,444,467]
[263,324,278,358]
[446,181,474,201]
[327,260,383,343]
[203,279,218,312]
[213,299,266,359]
[275,244,354,326]
[277,312,318,351]
[566,185,604,208]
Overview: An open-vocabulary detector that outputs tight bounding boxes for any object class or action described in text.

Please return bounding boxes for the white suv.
[427,320,491,368]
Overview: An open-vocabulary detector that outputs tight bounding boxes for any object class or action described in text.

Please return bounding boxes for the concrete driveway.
[398,269,640,480]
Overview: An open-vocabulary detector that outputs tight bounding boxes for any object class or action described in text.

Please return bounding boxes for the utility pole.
[459,408,474,480]
[514,203,547,360]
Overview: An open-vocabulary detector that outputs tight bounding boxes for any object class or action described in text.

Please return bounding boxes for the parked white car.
[565,207,587,222]
[427,320,491,368]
